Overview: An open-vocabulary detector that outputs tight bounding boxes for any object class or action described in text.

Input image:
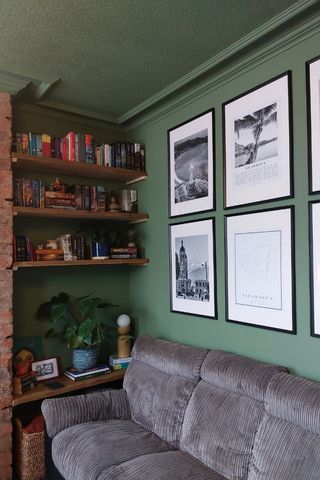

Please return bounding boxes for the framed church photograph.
[223,72,293,208]
[169,219,217,318]
[168,109,215,217]
[225,206,295,333]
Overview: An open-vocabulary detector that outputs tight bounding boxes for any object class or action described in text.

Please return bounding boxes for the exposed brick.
[0,172,12,201]
[0,397,12,410]
[0,422,12,438]
[0,312,12,325]
[0,324,12,339]
[0,465,12,480]
[0,434,11,453]
[0,339,12,354]
[0,355,11,369]
[0,409,11,425]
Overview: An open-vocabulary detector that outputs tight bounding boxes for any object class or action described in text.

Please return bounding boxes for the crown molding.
[120,0,318,126]
[125,2,320,134]
[13,102,124,134]
[0,69,31,95]
[37,99,118,125]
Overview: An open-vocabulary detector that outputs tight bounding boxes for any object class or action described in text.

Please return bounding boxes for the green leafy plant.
[37,292,113,350]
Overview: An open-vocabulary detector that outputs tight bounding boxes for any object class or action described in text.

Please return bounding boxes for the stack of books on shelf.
[13,371,37,395]
[12,131,146,171]
[14,234,87,263]
[110,246,137,259]
[64,363,110,381]
[109,354,132,370]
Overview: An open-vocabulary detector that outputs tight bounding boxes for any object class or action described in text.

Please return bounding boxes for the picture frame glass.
[170,219,216,318]
[32,357,60,381]
[310,201,320,336]
[307,57,320,193]
[225,207,294,332]
[224,74,292,208]
[168,110,214,217]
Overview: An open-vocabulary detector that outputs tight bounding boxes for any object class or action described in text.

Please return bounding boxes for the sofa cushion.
[248,372,320,479]
[124,336,207,446]
[99,451,227,480]
[52,419,175,480]
[180,350,287,480]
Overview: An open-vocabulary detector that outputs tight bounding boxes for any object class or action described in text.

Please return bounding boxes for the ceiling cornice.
[0,69,31,95]
[125,0,320,134]
[120,0,317,125]
[37,99,118,125]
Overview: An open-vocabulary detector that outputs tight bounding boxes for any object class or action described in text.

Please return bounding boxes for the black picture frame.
[309,200,320,337]
[306,55,320,195]
[223,72,293,209]
[225,206,296,333]
[169,218,217,319]
[168,109,215,218]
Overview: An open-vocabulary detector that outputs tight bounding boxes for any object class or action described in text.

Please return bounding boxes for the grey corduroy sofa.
[42,335,320,480]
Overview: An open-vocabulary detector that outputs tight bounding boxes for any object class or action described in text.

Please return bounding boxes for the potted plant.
[37,292,113,370]
[78,222,132,259]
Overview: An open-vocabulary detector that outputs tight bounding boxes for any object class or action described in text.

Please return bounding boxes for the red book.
[41,134,51,157]
[61,138,68,161]
[66,132,76,161]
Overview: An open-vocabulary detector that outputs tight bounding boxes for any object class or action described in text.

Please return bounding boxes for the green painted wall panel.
[129,30,320,381]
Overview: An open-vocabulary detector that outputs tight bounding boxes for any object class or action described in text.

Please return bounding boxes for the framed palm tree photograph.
[223,72,293,208]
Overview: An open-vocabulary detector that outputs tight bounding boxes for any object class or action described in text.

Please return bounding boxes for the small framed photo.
[225,207,295,333]
[309,200,320,336]
[31,357,60,382]
[169,219,217,318]
[223,72,292,208]
[168,109,215,217]
[306,56,320,194]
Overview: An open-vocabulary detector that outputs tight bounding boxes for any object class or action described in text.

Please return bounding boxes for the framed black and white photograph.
[168,109,214,217]
[223,72,292,208]
[169,219,217,318]
[306,56,320,194]
[31,356,60,382]
[309,200,320,336]
[225,207,295,333]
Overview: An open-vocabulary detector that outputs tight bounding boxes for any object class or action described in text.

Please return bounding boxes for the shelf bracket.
[126,175,147,185]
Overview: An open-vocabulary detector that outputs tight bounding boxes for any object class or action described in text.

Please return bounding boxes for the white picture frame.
[169,219,217,318]
[225,207,295,333]
[31,356,60,382]
[223,73,292,208]
[168,109,215,217]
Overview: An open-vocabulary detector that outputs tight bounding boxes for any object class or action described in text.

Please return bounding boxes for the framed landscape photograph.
[225,207,295,333]
[169,219,217,318]
[31,356,60,382]
[309,200,320,336]
[306,55,320,194]
[168,109,215,217]
[223,72,292,208]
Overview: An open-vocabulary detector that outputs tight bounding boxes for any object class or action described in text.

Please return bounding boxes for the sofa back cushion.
[248,372,320,480]
[180,350,287,480]
[123,336,207,446]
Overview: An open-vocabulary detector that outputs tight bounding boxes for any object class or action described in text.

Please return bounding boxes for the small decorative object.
[117,314,132,358]
[53,177,61,191]
[119,189,138,213]
[31,357,60,382]
[309,200,320,336]
[306,55,320,193]
[225,207,295,332]
[45,239,59,250]
[168,109,215,217]
[37,292,113,370]
[169,219,217,318]
[107,191,120,212]
[14,348,35,377]
[223,72,292,208]
[78,222,111,259]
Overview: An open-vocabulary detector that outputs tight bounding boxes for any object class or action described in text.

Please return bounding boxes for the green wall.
[128,27,320,381]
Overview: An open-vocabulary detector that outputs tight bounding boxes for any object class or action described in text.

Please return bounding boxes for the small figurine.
[53,177,61,192]
[107,191,120,212]
[116,314,131,358]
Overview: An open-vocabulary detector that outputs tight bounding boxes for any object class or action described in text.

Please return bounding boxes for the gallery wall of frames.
[167,55,320,338]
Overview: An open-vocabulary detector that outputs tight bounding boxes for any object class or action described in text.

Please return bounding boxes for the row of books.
[14,178,121,212]
[64,356,132,381]
[13,132,146,171]
[13,371,37,395]
[13,235,87,262]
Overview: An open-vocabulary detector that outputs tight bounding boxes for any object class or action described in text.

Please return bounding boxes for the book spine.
[32,180,40,208]
[13,178,23,206]
[134,143,141,170]
[22,179,33,207]
[97,186,106,212]
[91,186,98,212]
[41,134,51,157]
[67,132,76,161]
[85,134,94,164]
[35,133,42,156]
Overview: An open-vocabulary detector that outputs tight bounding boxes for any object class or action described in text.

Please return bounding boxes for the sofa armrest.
[41,388,130,438]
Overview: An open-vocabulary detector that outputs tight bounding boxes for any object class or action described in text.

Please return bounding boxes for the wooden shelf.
[12,153,147,185]
[13,206,148,223]
[13,258,149,270]
[12,369,125,406]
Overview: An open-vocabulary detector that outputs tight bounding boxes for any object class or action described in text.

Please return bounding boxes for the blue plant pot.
[72,347,98,370]
[91,241,110,259]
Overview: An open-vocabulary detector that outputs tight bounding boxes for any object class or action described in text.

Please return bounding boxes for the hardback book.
[85,134,94,164]
[32,180,40,208]
[97,186,106,211]
[35,249,64,261]
[41,134,51,157]
[66,131,76,161]
[13,178,23,206]
[52,137,62,159]
[82,185,91,210]
[35,133,42,156]
[109,354,132,365]
[13,374,37,395]
[28,132,37,156]
[64,363,110,380]
[58,234,74,261]
[22,179,33,207]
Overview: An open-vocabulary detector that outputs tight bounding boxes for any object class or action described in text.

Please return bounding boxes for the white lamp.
[117,314,131,328]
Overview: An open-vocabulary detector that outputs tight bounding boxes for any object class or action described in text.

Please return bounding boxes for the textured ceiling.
[0,0,306,122]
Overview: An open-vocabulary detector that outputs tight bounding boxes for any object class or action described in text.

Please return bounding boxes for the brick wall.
[0,93,13,480]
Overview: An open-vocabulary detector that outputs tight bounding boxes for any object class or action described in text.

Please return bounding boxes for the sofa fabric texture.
[42,335,320,480]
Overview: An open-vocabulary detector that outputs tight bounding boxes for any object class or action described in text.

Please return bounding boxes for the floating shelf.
[13,207,148,223]
[12,153,147,185]
[13,258,149,270]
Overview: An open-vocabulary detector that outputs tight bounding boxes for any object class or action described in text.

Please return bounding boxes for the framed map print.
[225,207,295,333]
[223,72,293,208]
[168,109,215,217]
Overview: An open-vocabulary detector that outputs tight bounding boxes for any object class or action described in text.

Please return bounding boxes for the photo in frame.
[225,207,295,332]
[169,219,217,318]
[168,109,215,217]
[223,72,292,208]
[306,55,320,194]
[31,356,60,382]
[309,200,320,336]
